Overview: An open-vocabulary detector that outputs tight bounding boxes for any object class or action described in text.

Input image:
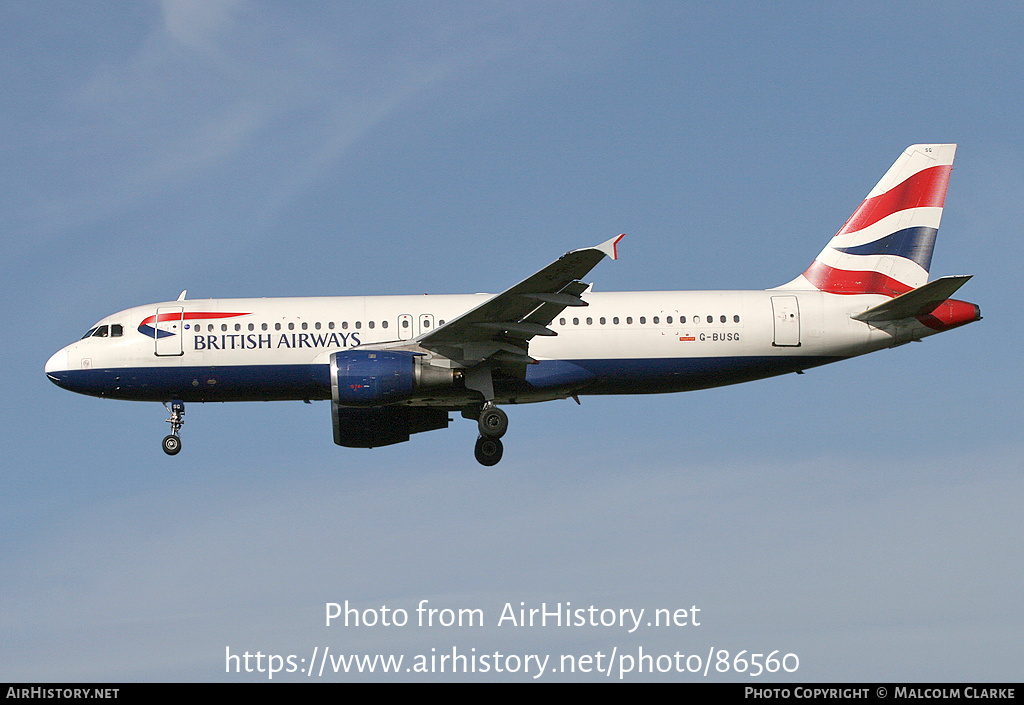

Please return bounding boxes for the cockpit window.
[82,324,122,339]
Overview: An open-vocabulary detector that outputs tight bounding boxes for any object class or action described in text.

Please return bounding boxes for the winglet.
[594,234,625,260]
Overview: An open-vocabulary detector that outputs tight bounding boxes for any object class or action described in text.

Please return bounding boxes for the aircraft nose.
[45,348,68,379]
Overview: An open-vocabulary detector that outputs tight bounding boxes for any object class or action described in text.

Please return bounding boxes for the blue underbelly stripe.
[48,355,845,402]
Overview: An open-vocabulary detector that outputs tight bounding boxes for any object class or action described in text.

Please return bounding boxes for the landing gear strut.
[473,403,507,466]
[162,400,185,455]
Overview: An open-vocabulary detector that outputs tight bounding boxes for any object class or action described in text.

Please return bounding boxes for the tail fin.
[778,144,956,297]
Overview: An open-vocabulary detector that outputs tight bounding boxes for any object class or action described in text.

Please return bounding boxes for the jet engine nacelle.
[329,350,458,447]
[330,350,457,407]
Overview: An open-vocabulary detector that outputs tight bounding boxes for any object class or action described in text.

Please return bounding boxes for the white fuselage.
[45,288,918,407]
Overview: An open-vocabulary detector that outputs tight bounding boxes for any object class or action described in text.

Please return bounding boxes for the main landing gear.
[473,403,508,467]
[162,400,185,456]
[156,398,510,464]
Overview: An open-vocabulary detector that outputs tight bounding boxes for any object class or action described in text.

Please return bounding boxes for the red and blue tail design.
[780,144,956,297]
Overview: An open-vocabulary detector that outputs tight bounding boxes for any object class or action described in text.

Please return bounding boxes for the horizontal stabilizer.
[852,275,972,322]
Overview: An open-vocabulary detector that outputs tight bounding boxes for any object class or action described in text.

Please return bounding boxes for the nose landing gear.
[162,400,185,455]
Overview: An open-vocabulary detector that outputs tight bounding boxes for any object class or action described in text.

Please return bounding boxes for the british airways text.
[193,332,361,351]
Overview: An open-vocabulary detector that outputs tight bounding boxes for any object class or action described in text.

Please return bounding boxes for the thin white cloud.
[10,3,626,262]
[161,0,245,54]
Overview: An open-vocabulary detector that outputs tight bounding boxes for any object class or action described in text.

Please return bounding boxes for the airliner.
[45,144,980,465]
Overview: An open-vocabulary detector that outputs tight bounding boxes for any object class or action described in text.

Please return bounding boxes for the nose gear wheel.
[162,401,185,455]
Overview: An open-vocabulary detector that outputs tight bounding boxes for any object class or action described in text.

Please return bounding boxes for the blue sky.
[3,1,1021,681]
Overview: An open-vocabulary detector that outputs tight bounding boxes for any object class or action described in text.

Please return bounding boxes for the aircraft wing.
[417,234,623,366]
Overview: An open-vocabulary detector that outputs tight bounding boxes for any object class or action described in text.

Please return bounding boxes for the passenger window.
[720,315,726,323]
[560,318,566,326]
[600,317,606,325]
[262,323,268,331]
[626,317,633,324]
[707,315,713,323]
[301,322,308,330]
[221,324,228,332]
[383,320,390,328]
[328,322,335,330]
[613,317,619,325]
[586,317,593,325]
[288,322,294,331]
[401,320,407,329]
[315,322,321,330]
[680,316,686,323]
[639,316,646,324]
[275,323,281,331]
[734,315,740,323]
[572,318,579,325]
[653,316,659,324]
[667,316,673,324]
[235,323,241,331]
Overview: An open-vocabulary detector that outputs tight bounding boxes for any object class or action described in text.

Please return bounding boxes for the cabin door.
[397,314,414,340]
[154,306,184,356]
[418,313,435,336]
[771,296,801,347]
